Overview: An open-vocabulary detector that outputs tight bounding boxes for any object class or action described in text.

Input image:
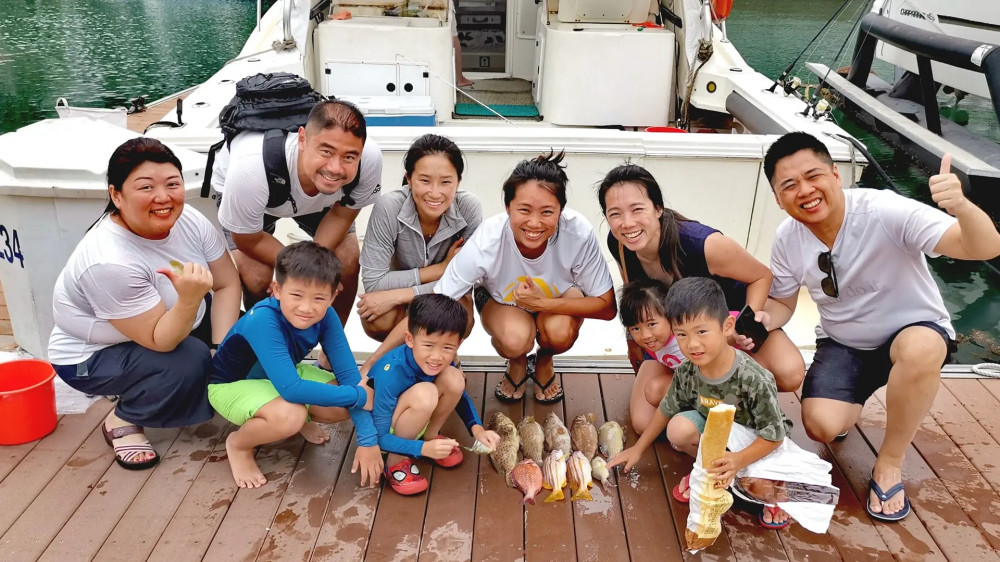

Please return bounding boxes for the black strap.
[263,129,296,213]
[200,139,225,199]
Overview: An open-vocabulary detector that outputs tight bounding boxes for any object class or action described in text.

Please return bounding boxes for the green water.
[1,0,997,360]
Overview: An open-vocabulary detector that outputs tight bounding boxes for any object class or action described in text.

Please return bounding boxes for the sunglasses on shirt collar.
[817,251,839,298]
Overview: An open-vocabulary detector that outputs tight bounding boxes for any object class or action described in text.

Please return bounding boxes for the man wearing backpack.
[213,99,383,324]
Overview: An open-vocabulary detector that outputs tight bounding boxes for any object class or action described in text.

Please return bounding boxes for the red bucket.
[645,126,688,133]
[0,359,58,445]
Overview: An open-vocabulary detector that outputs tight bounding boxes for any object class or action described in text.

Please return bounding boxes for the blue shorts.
[802,320,955,405]
[673,410,707,433]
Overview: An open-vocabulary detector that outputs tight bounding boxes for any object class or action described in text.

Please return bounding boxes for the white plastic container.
[0,118,209,358]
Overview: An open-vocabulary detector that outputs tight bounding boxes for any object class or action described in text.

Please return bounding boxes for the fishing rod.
[767,0,859,94]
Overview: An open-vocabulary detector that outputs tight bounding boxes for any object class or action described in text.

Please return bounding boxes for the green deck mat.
[454,103,540,118]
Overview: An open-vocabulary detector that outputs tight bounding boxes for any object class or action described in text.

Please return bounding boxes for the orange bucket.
[0,359,58,445]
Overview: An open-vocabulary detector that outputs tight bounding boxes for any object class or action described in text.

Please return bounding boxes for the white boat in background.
[0,0,871,361]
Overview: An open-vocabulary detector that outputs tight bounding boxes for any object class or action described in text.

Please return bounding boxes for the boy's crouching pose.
[608,277,794,528]
[209,242,382,489]
[371,294,500,495]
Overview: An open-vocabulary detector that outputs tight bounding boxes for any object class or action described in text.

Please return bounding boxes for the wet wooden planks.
[3,375,1000,561]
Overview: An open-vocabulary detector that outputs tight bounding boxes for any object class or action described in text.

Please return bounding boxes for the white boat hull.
[875,0,1000,99]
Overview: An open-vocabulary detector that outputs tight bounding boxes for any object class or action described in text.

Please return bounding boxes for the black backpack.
[200,72,359,212]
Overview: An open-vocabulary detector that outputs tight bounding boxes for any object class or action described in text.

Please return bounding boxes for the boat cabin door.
[456,0,537,79]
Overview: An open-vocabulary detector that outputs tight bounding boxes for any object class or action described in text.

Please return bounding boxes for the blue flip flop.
[866,473,911,522]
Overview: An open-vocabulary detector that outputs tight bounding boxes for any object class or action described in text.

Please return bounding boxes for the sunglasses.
[817,251,839,298]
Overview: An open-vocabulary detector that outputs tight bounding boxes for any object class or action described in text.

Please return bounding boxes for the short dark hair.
[763,131,834,186]
[502,150,569,209]
[407,294,468,337]
[665,277,729,325]
[104,137,183,216]
[403,134,465,185]
[305,99,367,142]
[274,241,342,291]
[619,278,670,328]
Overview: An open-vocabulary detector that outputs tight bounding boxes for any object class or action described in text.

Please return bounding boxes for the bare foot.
[226,433,267,488]
[762,506,789,525]
[457,77,474,88]
[870,462,906,517]
[300,421,331,444]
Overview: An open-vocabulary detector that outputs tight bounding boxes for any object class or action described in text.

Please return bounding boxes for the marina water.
[1,0,997,361]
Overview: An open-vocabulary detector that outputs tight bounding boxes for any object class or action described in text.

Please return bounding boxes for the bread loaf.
[686,404,737,552]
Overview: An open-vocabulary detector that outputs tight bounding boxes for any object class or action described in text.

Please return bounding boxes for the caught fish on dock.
[543,412,571,454]
[517,416,544,464]
[510,458,544,505]
[566,451,594,501]
[570,413,598,460]
[542,449,568,502]
[598,421,624,459]
[488,412,519,486]
[590,457,614,489]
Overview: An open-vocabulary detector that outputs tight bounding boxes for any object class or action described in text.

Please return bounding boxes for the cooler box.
[341,95,437,126]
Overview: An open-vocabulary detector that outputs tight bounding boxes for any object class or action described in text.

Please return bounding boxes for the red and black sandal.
[103,423,160,471]
[385,458,429,495]
[432,435,464,468]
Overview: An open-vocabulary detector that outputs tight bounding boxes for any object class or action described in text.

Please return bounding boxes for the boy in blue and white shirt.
[370,294,500,495]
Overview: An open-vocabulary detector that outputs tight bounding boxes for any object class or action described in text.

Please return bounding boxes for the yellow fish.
[542,449,568,502]
[567,451,594,501]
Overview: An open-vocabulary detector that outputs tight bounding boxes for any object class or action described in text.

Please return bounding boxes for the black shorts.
[216,193,352,251]
[802,321,955,405]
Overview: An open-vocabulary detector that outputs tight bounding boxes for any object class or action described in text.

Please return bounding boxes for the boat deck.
[3,370,1000,561]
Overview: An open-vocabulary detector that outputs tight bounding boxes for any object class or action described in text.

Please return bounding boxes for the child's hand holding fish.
[471,425,501,452]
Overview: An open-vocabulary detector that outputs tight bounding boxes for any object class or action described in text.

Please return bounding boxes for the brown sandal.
[103,423,160,470]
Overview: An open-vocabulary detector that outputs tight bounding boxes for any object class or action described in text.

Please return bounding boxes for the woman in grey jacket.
[358,134,482,340]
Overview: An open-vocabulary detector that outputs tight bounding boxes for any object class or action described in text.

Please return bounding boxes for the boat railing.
[846,13,1000,135]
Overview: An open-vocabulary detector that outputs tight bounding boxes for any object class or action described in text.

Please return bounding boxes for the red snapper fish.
[510,458,544,505]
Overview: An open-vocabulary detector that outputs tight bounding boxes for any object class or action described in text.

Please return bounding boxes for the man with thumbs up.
[752,132,1000,523]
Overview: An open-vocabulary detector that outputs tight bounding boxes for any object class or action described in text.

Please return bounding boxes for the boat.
[803,0,1000,213]
[0,0,876,361]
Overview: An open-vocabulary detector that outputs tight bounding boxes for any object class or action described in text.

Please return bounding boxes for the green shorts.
[208,363,336,426]
[390,422,429,440]
[675,410,707,434]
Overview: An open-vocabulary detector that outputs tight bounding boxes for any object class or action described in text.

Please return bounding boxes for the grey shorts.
[216,193,354,251]
[802,320,955,405]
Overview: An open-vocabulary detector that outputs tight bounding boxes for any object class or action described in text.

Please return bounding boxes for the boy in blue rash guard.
[209,242,382,489]
[370,294,500,495]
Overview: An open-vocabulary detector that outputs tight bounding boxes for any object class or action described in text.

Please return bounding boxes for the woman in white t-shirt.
[435,151,617,403]
[48,138,241,471]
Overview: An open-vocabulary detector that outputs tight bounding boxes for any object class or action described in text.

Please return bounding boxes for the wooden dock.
[2,371,1000,561]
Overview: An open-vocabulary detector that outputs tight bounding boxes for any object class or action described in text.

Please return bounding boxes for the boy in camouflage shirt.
[609,277,792,528]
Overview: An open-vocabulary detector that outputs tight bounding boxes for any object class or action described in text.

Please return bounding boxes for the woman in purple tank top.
[598,164,804,435]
